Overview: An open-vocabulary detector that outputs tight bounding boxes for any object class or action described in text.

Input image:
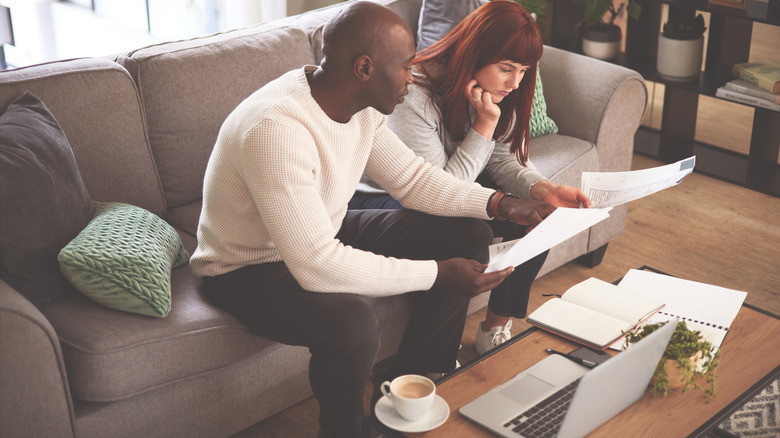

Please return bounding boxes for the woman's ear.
[354,55,372,81]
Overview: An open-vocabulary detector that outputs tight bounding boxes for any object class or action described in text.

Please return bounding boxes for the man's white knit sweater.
[191,66,494,297]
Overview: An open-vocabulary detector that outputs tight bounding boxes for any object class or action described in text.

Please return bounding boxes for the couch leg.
[577,243,608,268]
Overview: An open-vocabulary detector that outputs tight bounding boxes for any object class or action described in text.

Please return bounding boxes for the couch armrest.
[539,45,648,173]
[0,280,76,438]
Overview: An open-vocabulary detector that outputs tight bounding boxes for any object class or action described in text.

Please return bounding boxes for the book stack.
[716,61,780,111]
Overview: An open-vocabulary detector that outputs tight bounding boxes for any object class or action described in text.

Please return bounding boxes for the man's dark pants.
[202,209,493,438]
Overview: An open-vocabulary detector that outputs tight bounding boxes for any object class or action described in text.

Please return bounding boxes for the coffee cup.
[380,374,436,422]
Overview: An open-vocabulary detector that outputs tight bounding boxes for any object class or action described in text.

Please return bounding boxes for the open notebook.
[526,278,665,350]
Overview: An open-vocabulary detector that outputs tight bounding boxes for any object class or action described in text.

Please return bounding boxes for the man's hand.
[434,258,513,298]
[530,181,591,208]
[497,197,556,227]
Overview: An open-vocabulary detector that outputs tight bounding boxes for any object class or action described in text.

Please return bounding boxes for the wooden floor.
[234,153,780,438]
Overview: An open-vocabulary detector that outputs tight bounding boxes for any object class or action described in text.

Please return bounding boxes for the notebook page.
[617,269,747,348]
[562,278,665,324]
[528,298,635,349]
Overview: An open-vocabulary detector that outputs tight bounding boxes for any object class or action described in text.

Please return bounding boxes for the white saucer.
[374,394,450,433]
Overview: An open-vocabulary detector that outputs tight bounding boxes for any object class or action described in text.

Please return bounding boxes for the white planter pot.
[582,39,621,60]
[582,25,621,61]
[657,34,704,82]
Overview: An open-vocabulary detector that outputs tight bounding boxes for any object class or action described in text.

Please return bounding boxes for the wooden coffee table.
[374,273,780,437]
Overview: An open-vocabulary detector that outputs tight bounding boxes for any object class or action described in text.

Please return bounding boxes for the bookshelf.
[550,0,780,196]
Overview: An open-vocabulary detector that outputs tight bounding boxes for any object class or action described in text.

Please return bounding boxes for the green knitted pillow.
[58,202,189,317]
[529,67,559,138]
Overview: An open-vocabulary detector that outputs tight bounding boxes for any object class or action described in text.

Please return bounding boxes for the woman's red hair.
[414,0,543,165]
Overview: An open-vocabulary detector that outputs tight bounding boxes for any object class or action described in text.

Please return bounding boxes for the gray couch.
[0,0,646,437]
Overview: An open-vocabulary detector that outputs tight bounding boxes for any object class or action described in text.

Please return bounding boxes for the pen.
[545,348,598,368]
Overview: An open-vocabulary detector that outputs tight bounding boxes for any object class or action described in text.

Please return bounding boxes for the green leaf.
[583,0,613,25]
[627,1,642,20]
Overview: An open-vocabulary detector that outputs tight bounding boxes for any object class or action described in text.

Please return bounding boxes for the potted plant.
[573,0,642,60]
[656,9,707,81]
[624,321,720,402]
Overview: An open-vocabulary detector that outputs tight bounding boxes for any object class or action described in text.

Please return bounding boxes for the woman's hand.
[530,180,591,208]
[465,79,500,139]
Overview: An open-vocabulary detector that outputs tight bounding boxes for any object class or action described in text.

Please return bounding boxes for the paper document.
[581,156,696,208]
[486,207,611,273]
[614,269,747,350]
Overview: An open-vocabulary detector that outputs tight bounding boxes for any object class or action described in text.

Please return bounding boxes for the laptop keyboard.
[502,379,581,437]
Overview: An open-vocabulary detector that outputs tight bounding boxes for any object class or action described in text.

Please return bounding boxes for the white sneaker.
[475,319,513,355]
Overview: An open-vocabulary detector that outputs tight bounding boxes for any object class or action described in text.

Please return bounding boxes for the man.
[191,2,555,437]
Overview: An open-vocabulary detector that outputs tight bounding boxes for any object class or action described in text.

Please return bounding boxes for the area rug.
[713,377,779,438]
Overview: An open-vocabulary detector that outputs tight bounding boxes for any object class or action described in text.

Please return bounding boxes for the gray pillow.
[0,91,94,309]
[416,0,486,51]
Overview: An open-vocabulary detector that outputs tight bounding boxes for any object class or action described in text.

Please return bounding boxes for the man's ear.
[354,55,372,82]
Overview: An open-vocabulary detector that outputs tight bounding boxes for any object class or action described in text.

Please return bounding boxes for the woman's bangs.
[502,28,543,66]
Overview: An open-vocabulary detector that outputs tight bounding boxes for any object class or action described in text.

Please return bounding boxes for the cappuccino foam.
[395,381,432,399]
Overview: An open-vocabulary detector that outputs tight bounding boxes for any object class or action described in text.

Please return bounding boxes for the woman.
[350,0,590,355]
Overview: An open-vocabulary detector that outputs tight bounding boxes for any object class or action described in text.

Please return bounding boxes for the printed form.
[486,156,695,273]
[581,156,696,208]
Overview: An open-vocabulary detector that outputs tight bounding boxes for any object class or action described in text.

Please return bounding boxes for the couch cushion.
[303,0,423,64]
[59,202,189,318]
[385,0,425,37]
[416,0,484,51]
[165,200,202,239]
[0,91,94,309]
[42,267,272,402]
[0,58,165,216]
[41,263,417,403]
[119,23,315,209]
[529,134,598,188]
[177,228,199,257]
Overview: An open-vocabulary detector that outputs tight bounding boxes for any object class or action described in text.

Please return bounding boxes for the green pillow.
[58,202,189,317]
[529,66,558,138]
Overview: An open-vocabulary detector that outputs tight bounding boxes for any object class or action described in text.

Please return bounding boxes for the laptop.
[460,318,676,438]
